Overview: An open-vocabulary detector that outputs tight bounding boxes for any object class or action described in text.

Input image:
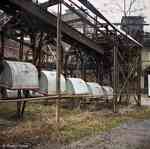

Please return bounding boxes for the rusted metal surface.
[0,0,104,55]
[40,0,59,8]
[0,0,143,116]
[0,60,39,89]
[56,0,62,123]
[77,0,143,48]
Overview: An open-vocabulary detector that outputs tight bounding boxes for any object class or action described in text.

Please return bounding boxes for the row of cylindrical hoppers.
[0,60,113,101]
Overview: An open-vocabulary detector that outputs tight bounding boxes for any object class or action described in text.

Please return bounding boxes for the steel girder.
[0,0,104,55]
[40,0,59,8]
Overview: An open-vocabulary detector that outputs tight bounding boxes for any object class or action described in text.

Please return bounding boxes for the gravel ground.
[32,119,150,149]
[61,120,150,149]
[1,118,149,149]
[1,97,150,149]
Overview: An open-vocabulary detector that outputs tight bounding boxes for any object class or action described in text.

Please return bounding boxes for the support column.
[137,48,142,106]
[37,32,43,72]
[64,54,69,77]
[56,0,62,124]
[0,29,4,59]
[17,32,26,120]
[82,63,86,81]
[19,33,24,60]
[113,35,118,113]
[0,29,6,98]
[30,33,36,65]
[80,53,86,81]
[94,15,98,40]
[96,56,103,84]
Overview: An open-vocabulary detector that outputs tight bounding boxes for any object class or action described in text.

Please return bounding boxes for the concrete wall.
[142,47,150,71]
[141,47,150,93]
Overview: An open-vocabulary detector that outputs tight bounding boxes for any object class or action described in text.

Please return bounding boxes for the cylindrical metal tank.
[0,90,18,98]
[39,70,66,95]
[102,86,113,100]
[0,60,39,90]
[1,90,26,98]
[66,78,90,95]
[86,82,105,97]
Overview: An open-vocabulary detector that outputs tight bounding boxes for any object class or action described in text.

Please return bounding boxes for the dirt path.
[62,120,150,149]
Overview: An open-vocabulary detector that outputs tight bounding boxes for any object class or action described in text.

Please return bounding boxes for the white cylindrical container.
[86,82,105,97]
[148,74,150,96]
[102,86,113,100]
[39,70,66,95]
[0,60,39,90]
[66,78,90,95]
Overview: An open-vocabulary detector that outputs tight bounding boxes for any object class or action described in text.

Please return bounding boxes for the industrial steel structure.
[0,0,143,119]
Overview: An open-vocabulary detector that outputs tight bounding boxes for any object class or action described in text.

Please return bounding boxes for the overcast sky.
[38,0,150,31]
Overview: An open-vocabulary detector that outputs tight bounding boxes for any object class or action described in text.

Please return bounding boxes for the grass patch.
[60,112,129,143]
[0,103,150,144]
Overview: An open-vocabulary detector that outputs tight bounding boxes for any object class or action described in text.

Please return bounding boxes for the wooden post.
[56,0,62,124]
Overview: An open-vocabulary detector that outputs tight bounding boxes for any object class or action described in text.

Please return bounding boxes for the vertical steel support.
[17,33,26,120]
[94,15,98,40]
[81,55,86,81]
[36,0,38,4]
[56,0,62,123]
[31,33,36,65]
[81,57,84,79]
[83,20,86,35]
[19,33,24,60]
[137,48,142,106]
[17,34,23,120]
[0,29,6,99]
[96,57,101,84]
[0,29,4,59]
[64,54,69,78]
[124,0,126,16]
[17,90,22,119]
[113,35,118,112]
[37,32,43,73]
[83,63,87,81]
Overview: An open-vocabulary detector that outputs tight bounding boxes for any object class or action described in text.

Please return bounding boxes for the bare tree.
[103,0,144,17]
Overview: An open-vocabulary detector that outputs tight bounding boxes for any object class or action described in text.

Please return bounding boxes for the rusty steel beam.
[113,37,118,113]
[77,0,143,48]
[40,0,59,8]
[0,0,104,55]
[63,1,105,36]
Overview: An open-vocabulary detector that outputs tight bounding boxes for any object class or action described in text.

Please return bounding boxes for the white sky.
[38,0,150,31]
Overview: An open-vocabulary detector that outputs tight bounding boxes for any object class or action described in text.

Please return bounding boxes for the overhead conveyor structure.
[0,0,143,116]
[0,0,104,55]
